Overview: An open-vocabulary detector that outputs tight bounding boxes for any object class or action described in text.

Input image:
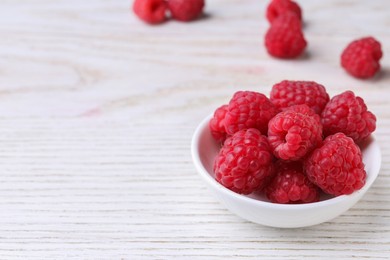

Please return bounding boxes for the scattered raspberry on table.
[265,161,319,204]
[341,37,383,79]
[265,12,307,59]
[167,0,205,22]
[133,0,168,24]
[266,0,302,23]
[304,133,366,196]
[214,128,275,195]
[270,80,330,115]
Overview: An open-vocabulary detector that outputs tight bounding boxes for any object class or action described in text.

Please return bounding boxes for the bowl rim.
[191,114,382,210]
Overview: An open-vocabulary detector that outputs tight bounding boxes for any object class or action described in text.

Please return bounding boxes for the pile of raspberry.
[210,80,376,204]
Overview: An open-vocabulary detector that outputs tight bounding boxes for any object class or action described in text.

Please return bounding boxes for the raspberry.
[167,0,205,22]
[265,161,319,204]
[266,0,302,23]
[209,105,228,143]
[270,80,330,114]
[224,91,279,136]
[214,128,275,194]
[133,0,168,24]
[341,37,383,79]
[321,91,376,143]
[268,104,323,161]
[304,133,366,196]
[265,12,307,59]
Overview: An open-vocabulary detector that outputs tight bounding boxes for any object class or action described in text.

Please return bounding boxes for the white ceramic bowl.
[191,114,381,228]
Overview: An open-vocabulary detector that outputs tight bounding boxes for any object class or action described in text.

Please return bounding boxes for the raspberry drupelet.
[270,80,330,114]
[268,104,323,161]
[304,133,366,196]
[321,91,376,143]
[214,128,275,194]
[224,91,279,136]
[265,161,319,204]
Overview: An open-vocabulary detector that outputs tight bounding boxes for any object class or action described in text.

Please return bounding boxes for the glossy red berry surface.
[214,129,275,194]
[321,91,376,143]
[341,37,382,79]
[268,105,323,161]
[167,0,205,22]
[266,0,302,23]
[270,80,329,114]
[224,91,279,136]
[133,0,168,24]
[265,12,306,58]
[209,105,228,143]
[304,133,366,196]
[266,161,319,204]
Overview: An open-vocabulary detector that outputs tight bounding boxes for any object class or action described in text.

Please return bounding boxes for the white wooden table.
[0,0,389,259]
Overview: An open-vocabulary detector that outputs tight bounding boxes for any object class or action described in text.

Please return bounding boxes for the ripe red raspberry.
[321,91,376,143]
[224,91,279,136]
[265,161,319,204]
[167,0,205,22]
[270,80,330,114]
[265,12,307,59]
[268,104,322,161]
[304,133,366,196]
[133,0,168,24]
[209,105,228,143]
[214,128,275,194]
[341,37,383,79]
[266,0,302,23]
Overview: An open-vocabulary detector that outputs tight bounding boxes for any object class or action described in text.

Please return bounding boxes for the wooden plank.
[0,0,389,258]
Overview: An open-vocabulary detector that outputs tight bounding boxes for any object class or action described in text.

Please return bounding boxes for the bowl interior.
[192,114,381,206]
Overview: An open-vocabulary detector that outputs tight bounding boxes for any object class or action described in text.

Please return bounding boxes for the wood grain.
[0,0,389,259]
